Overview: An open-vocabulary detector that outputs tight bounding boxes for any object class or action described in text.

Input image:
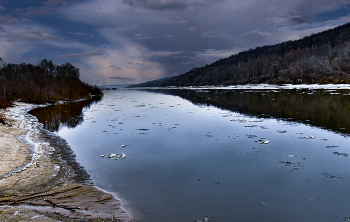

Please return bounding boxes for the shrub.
[0,92,13,109]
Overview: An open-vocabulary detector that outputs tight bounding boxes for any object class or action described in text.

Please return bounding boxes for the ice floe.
[299,135,315,139]
[102,153,126,160]
[193,216,213,222]
[322,172,342,179]
[258,139,270,144]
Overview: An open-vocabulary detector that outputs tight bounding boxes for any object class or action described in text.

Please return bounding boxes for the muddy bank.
[0,103,130,221]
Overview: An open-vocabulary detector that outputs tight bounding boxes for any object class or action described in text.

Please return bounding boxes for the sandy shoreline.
[0,102,131,221]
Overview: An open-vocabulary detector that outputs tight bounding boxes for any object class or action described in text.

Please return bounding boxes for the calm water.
[30,88,350,222]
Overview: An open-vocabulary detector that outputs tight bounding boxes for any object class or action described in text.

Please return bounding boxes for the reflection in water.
[29,96,102,132]
[146,88,350,135]
[28,89,350,221]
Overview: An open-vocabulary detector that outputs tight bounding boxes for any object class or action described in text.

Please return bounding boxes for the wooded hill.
[0,59,102,108]
[132,22,350,87]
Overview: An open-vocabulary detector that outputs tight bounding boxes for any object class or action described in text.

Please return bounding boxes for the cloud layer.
[1,0,350,84]
[122,0,207,10]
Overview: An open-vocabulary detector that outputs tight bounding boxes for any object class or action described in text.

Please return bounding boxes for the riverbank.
[0,102,130,221]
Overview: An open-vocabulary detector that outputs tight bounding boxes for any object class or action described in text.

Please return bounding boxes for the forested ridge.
[0,59,102,109]
[133,22,350,87]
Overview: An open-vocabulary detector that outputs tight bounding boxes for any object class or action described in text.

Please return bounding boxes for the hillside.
[132,22,350,87]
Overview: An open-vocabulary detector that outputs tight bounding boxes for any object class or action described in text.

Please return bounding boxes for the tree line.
[0,59,102,108]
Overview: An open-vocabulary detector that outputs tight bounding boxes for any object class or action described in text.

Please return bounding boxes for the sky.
[1,0,350,85]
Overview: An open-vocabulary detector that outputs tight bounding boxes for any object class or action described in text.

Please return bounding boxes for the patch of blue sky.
[313,7,350,23]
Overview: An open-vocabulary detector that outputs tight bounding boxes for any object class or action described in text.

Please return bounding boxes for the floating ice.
[326,146,339,148]
[342,217,350,222]
[304,135,315,139]
[299,135,315,139]
[322,172,342,179]
[277,130,288,133]
[245,125,258,128]
[258,139,269,144]
[310,197,321,201]
[249,120,263,122]
[105,153,126,160]
[246,134,257,138]
[211,181,221,185]
[278,161,303,172]
[230,119,247,123]
[333,152,348,157]
[255,198,266,205]
[193,216,213,222]
[287,154,297,158]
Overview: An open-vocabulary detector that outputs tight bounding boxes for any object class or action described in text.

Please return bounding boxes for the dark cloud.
[122,0,206,10]
[289,14,310,24]
[59,50,106,58]
[44,0,69,6]
[4,31,60,42]
[0,15,21,25]
[109,76,135,82]
[24,6,55,15]
[110,65,123,71]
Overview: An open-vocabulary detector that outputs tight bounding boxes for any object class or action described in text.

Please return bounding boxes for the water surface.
[30,88,350,222]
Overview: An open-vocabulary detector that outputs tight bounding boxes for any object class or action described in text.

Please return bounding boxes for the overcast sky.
[1,0,350,84]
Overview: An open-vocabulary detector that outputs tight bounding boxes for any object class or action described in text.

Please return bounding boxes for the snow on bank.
[177,84,350,90]
[130,84,350,90]
[0,103,45,179]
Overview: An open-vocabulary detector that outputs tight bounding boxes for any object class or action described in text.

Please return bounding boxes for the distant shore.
[0,102,130,221]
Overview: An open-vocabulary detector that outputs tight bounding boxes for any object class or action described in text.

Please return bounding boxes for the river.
[29,86,350,222]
